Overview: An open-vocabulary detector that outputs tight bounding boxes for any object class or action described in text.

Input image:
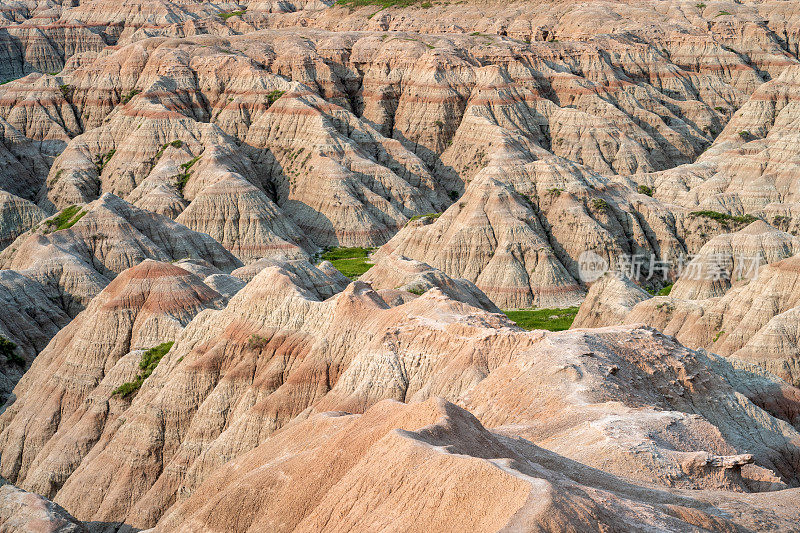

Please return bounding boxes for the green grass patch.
[328,258,373,279]
[321,247,374,279]
[321,247,371,261]
[44,205,87,231]
[218,10,246,20]
[502,307,579,332]
[647,283,673,296]
[155,139,183,160]
[112,341,174,398]
[409,212,441,222]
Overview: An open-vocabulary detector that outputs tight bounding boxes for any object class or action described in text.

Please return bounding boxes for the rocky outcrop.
[360,253,500,312]
[175,173,314,263]
[576,241,800,386]
[571,217,800,386]
[645,64,800,220]
[670,220,800,300]
[376,150,716,308]
[0,2,799,531]
[0,480,87,533]
[571,272,650,329]
[0,271,70,403]
[0,193,240,316]
[0,191,45,250]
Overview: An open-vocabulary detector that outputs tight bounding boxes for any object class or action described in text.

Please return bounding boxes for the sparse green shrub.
[655,301,675,312]
[267,89,286,106]
[44,205,86,232]
[247,335,269,350]
[95,149,115,174]
[713,330,724,342]
[591,198,609,211]
[155,140,184,161]
[121,88,141,104]
[773,215,790,227]
[0,336,23,367]
[407,286,426,296]
[59,84,74,99]
[637,184,653,196]
[689,210,757,227]
[175,156,200,194]
[112,341,174,398]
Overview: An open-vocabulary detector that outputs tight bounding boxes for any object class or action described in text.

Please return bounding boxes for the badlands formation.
[0,0,799,531]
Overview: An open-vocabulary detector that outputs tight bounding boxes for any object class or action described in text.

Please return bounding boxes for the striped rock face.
[1,260,799,530]
[0,1,799,532]
[0,260,226,496]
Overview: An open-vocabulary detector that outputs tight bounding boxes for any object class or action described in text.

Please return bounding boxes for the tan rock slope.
[571,272,650,329]
[360,253,500,312]
[0,260,798,529]
[670,220,800,300]
[0,192,240,398]
[155,398,800,533]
